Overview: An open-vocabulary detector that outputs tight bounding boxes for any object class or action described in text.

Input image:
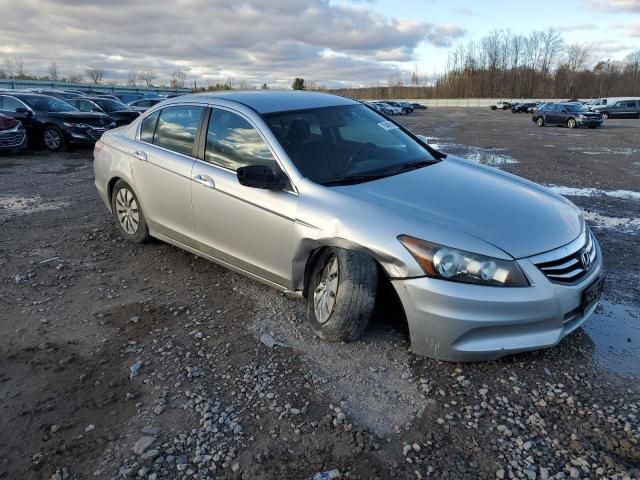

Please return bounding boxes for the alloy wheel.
[567,119,576,128]
[313,256,339,324]
[115,188,140,235]
[44,129,61,150]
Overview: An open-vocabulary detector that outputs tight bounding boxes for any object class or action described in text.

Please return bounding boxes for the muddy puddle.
[583,299,640,377]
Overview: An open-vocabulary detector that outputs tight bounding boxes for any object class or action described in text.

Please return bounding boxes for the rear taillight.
[94,140,105,157]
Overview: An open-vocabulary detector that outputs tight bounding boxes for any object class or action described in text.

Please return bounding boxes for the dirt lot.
[1,109,638,480]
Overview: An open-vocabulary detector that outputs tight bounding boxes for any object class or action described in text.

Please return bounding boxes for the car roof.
[163,90,359,114]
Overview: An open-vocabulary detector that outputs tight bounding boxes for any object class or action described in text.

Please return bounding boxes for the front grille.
[0,129,26,147]
[534,231,597,284]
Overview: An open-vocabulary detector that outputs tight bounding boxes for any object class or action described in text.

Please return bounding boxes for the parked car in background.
[67,96,140,126]
[532,103,603,129]
[372,102,402,115]
[490,100,511,110]
[591,99,640,119]
[512,102,538,113]
[398,102,415,113]
[0,93,114,151]
[365,101,394,115]
[94,91,604,362]
[128,98,164,112]
[0,113,27,152]
[411,103,428,110]
[115,92,151,104]
[384,101,412,114]
[27,89,84,101]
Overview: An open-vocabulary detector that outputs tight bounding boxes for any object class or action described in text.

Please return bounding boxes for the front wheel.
[601,112,609,119]
[43,126,67,152]
[566,118,577,129]
[111,180,150,243]
[536,117,545,127]
[307,248,377,342]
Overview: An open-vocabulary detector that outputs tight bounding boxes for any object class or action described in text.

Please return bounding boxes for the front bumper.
[0,125,27,151]
[66,126,113,144]
[392,242,604,362]
[576,117,603,126]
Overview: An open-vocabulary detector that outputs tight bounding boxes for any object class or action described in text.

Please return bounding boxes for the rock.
[141,426,160,435]
[153,405,165,415]
[129,360,143,379]
[496,469,505,479]
[403,444,412,456]
[231,463,240,473]
[259,332,288,348]
[290,408,301,415]
[132,436,155,455]
[310,469,341,480]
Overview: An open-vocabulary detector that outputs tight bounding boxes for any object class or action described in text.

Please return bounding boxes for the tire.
[536,117,545,127]
[43,126,67,152]
[307,248,377,343]
[490,106,497,110]
[566,118,577,129]
[111,180,150,243]
[601,112,609,120]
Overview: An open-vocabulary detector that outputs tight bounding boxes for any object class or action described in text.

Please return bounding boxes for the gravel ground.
[0,109,638,480]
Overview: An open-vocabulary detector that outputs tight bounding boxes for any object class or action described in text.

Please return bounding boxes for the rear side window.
[152,106,203,156]
[2,96,24,112]
[140,111,159,143]
[627,101,637,108]
[204,108,277,170]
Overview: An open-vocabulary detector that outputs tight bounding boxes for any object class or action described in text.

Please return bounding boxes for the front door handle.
[193,174,215,189]
[132,149,147,161]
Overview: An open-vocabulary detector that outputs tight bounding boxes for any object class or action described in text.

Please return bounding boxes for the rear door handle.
[193,174,215,189]
[132,149,147,161]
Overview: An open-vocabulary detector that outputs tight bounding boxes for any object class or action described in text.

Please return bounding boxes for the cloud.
[586,0,640,12]
[0,0,466,87]
[630,22,640,36]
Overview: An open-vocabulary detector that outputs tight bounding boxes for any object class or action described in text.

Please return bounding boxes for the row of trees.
[0,58,188,89]
[333,29,640,100]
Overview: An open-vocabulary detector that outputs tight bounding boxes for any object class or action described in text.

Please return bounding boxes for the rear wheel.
[536,117,545,127]
[111,180,150,243]
[43,126,67,152]
[566,118,577,129]
[307,248,377,342]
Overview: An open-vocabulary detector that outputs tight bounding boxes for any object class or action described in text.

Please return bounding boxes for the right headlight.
[398,235,529,287]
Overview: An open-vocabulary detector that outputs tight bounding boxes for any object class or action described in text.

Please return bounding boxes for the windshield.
[565,104,589,113]
[20,95,78,112]
[91,98,131,112]
[264,104,438,186]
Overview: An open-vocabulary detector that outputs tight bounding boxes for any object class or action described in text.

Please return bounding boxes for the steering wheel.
[345,142,378,171]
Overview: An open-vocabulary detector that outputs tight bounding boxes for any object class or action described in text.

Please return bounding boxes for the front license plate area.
[581,276,605,314]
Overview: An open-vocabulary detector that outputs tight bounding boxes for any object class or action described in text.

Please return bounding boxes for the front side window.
[152,106,203,156]
[204,109,277,171]
[265,104,437,185]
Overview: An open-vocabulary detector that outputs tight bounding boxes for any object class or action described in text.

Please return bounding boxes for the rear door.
[191,106,297,288]
[129,104,205,248]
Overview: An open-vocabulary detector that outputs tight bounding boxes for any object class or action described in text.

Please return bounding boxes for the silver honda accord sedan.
[93,91,605,361]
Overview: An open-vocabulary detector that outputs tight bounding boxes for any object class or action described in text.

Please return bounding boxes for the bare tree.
[86,66,104,84]
[169,69,186,89]
[139,69,157,87]
[624,50,640,95]
[559,43,590,97]
[127,70,138,87]
[49,61,59,81]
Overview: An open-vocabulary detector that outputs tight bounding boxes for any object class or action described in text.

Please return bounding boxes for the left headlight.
[398,235,529,287]
[63,122,91,128]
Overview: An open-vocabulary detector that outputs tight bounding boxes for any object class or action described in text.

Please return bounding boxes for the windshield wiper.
[322,173,392,186]
[393,160,434,173]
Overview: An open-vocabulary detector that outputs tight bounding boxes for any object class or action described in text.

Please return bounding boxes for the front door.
[129,105,205,248]
[191,107,297,288]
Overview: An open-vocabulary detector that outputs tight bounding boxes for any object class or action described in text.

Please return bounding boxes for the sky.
[0,0,638,88]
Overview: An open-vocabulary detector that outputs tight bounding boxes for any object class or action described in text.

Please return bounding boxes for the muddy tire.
[307,248,377,342]
[111,180,150,243]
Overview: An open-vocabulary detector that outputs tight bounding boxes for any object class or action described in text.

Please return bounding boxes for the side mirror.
[15,107,32,117]
[237,165,287,190]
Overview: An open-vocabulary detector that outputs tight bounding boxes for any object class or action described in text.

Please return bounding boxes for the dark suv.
[66,96,140,126]
[532,103,603,129]
[0,93,115,151]
[592,99,640,119]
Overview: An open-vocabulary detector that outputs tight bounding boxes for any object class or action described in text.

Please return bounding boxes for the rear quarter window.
[139,111,160,143]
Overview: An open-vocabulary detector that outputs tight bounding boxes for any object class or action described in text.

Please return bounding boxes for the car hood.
[339,157,583,259]
[0,115,19,130]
